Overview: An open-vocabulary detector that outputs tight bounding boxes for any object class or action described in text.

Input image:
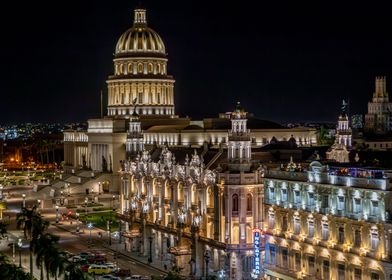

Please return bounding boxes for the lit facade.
[118,105,265,280]
[263,161,392,280]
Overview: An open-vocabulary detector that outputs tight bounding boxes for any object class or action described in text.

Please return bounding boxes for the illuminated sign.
[253,228,262,275]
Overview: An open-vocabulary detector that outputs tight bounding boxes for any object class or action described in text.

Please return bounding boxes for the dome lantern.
[134,8,147,26]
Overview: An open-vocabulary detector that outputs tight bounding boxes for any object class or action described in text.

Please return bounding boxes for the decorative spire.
[134,8,147,26]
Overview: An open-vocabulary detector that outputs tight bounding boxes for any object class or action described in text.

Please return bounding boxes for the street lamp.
[17,238,22,268]
[76,212,80,233]
[84,197,88,214]
[190,213,202,277]
[55,205,59,223]
[22,193,26,208]
[87,222,93,247]
[60,191,64,206]
[37,199,41,212]
[113,231,120,265]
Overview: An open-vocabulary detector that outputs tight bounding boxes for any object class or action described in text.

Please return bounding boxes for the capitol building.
[60,6,392,280]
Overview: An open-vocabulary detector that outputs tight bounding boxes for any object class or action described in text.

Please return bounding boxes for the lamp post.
[204,250,210,279]
[17,238,22,268]
[22,193,26,208]
[60,191,64,206]
[141,201,149,256]
[55,205,59,223]
[84,197,88,214]
[113,231,120,265]
[87,222,93,247]
[37,199,41,213]
[76,212,80,233]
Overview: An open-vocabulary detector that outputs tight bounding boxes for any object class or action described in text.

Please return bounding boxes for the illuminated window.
[353,198,362,213]
[281,188,287,202]
[294,215,300,235]
[268,213,275,229]
[371,232,379,250]
[322,223,329,241]
[337,196,345,211]
[307,192,314,206]
[137,63,143,73]
[293,190,300,204]
[147,63,153,73]
[157,63,161,74]
[128,63,133,74]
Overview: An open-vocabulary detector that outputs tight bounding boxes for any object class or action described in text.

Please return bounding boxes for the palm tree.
[34,233,60,280]
[0,252,36,280]
[16,206,48,278]
[49,251,66,280]
[64,259,87,280]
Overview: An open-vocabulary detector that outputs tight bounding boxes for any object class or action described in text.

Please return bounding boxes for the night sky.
[1,1,392,124]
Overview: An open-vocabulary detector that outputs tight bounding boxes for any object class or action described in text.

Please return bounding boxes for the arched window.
[157,63,161,74]
[128,63,133,74]
[137,63,143,73]
[147,63,153,73]
[246,193,252,212]
[232,194,238,213]
[119,64,124,74]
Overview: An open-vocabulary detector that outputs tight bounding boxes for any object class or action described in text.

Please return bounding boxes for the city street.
[1,197,166,279]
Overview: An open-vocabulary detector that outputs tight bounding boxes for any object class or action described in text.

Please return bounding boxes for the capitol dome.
[115,8,166,56]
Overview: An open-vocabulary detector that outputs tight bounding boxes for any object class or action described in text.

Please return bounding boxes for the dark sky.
[1,1,392,124]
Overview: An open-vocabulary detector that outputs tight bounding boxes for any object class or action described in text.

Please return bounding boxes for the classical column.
[214,184,222,241]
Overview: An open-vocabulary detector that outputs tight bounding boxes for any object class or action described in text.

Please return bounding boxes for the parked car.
[125,276,142,280]
[68,256,83,263]
[105,263,119,273]
[79,252,92,259]
[88,264,110,275]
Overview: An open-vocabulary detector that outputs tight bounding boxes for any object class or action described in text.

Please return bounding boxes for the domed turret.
[115,8,166,57]
[107,7,175,118]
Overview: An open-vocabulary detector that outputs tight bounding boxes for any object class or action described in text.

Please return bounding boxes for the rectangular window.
[354,268,362,280]
[322,224,329,241]
[308,221,314,238]
[294,218,301,235]
[371,233,379,250]
[282,216,288,232]
[294,190,300,204]
[308,192,314,206]
[371,273,380,280]
[281,188,287,202]
[269,215,275,229]
[323,260,330,280]
[282,248,288,268]
[308,256,315,275]
[354,229,361,248]
[338,226,344,244]
[295,252,301,271]
[321,195,329,208]
[269,245,276,264]
[372,201,379,216]
[269,188,275,201]
[354,198,361,213]
[337,196,345,211]
[338,264,345,280]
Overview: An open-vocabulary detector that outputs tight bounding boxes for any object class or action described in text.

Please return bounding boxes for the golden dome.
[115,9,166,56]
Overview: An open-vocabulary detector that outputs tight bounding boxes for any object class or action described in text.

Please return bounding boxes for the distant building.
[365,76,392,134]
[326,100,352,163]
